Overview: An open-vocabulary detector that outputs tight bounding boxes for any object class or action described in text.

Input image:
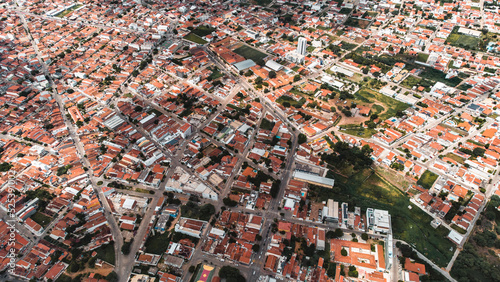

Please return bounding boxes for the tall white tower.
[297,37,307,56]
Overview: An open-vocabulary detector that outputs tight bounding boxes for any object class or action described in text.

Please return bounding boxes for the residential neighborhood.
[0,0,500,281]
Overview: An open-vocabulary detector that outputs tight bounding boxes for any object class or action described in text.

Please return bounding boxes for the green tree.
[106,271,118,282]
[298,133,307,144]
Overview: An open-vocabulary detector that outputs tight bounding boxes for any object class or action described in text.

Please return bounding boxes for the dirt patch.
[168,211,181,232]
[375,166,414,192]
[65,262,114,278]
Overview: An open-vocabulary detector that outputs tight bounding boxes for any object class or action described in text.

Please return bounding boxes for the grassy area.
[311,169,455,267]
[144,231,171,254]
[54,4,82,18]
[444,152,465,164]
[276,95,306,108]
[419,67,463,87]
[372,104,384,114]
[445,28,481,50]
[416,53,429,63]
[354,88,409,120]
[184,33,207,44]
[416,170,439,189]
[192,25,216,37]
[260,118,275,130]
[401,75,421,89]
[94,243,116,265]
[344,17,371,29]
[340,41,357,50]
[345,73,364,83]
[254,0,273,6]
[339,124,377,138]
[208,67,224,81]
[450,224,467,234]
[233,45,268,65]
[31,211,52,227]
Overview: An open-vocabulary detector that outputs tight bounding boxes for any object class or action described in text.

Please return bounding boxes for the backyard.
[310,169,455,267]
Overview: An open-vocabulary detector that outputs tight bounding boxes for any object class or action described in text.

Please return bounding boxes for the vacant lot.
[54,4,82,18]
[416,53,429,63]
[94,243,116,265]
[417,170,439,189]
[446,33,480,50]
[354,88,409,120]
[192,25,216,37]
[31,211,52,227]
[344,17,371,29]
[276,95,306,108]
[233,45,268,65]
[144,231,171,254]
[339,124,376,138]
[184,33,207,44]
[310,169,455,267]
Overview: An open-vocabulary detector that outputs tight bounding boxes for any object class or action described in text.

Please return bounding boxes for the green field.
[446,32,480,50]
[401,75,421,89]
[54,4,82,18]
[339,124,377,138]
[354,88,409,120]
[416,53,429,63]
[419,67,463,87]
[233,45,268,65]
[372,104,384,114]
[417,170,439,189]
[444,153,465,164]
[192,25,216,37]
[184,33,207,44]
[276,95,306,108]
[311,169,455,267]
[94,242,116,264]
[144,231,171,254]
[31,211,52,227]
[260,118,275,130]
[344,17,371,29]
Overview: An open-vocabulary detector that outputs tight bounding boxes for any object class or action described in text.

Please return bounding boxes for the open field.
[54,4,82,18]
[192,25,216,37]
[344,17,371,29]
[446,33,480,50]
[339,124,376,138]
[444,152,465,164]
[276,95,306,108]
[184,33,207,44]
[354,88,409,120]
[416,53,429,63]
[94,243,116,265]
[31,211,52,227]
[144,231,171,254]
[416,170,439,189]
[233,45,268,65]
[311,169,455,267]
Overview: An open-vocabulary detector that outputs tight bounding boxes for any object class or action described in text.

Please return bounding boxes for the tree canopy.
[321,142,373,170]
